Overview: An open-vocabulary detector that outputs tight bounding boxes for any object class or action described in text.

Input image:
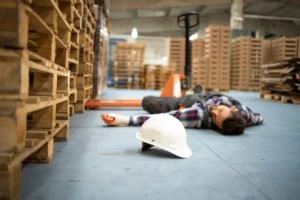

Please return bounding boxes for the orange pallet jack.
[85,74,186,109]
[85,12,199,109]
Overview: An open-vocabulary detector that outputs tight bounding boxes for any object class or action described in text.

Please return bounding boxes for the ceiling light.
[131,27,138,39]
[189,33,198,41]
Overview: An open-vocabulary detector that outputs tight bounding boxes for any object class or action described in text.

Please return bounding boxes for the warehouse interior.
[0,0,300,200]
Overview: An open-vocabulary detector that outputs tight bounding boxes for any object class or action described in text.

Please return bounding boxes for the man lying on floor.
[101,92,264,135]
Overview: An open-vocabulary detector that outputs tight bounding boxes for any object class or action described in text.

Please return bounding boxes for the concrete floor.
[21,88,300,200]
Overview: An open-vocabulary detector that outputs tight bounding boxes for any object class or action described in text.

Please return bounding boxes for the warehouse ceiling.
[109,0,300,37]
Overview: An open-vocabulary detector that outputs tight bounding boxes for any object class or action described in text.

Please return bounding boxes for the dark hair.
[220,111,246,135]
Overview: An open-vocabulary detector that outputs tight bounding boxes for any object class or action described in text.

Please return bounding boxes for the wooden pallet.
[281,95,300,104]
[75,0,84,17]
[0,49,29,100]
[230,36,262,91]
[69,89,77,104]
[74,98,88,113]
[260,92,281,101]
[76,74,92,89]
[298,37,300,58]
[261,91,299,102]
[0,0,98,197]
[168,37,185,74]
[113,42,145,89]
[77,85,92,101]
[0,118,69,199]
[266,37,299,63]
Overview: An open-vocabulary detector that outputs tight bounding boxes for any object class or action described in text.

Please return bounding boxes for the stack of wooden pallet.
[231,36,262,91]
[144,64,156,89]
[298,37,300,58]
[154,65,173,89]
[204,25,231,91]
[191,57,209,90]
[0,0,84,198]
[271,37,298,62]
[114,42,145,89]
[75,0,95,112]
[191,39,205,89]
[262,37,299,64]
[67,0,83,115]
[262,40,272,64]
[92,1,109,98]
[168,37,186,74]
[261,59,300,104]
[260,36,300,103]
[144,64,173,90]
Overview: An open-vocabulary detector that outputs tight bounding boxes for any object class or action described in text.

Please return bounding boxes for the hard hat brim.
[136,132,192,159]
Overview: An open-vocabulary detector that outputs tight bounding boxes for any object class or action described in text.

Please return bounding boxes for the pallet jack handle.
[177,12,200,90]
[85,13,200,109]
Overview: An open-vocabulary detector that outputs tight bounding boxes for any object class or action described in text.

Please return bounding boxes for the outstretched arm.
[102,103,208,128]
[131,102,208,128]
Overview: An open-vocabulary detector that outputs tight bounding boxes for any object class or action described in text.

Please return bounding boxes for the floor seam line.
[192,135,272,200]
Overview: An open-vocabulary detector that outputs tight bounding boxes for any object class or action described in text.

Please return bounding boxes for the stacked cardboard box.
[204,25,231,91]
[114,42,145,89]
[231,37,262,91]
[168,37,186,74]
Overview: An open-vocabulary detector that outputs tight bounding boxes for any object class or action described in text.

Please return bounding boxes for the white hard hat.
[136,114,192,158]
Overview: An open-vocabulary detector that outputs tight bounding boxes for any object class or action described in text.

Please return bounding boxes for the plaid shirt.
[130,95,263,128]
[206,95,264,126]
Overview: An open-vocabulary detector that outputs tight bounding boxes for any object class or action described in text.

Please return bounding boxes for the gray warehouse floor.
[21,88,300,200]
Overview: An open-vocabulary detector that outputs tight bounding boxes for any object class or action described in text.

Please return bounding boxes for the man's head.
[210,105,246,135]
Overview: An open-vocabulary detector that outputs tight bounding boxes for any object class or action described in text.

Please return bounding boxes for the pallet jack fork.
[85,74,186,109]
[85,12,199,109]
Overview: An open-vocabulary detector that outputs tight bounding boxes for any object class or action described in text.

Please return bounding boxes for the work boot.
[193,84,203,94]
